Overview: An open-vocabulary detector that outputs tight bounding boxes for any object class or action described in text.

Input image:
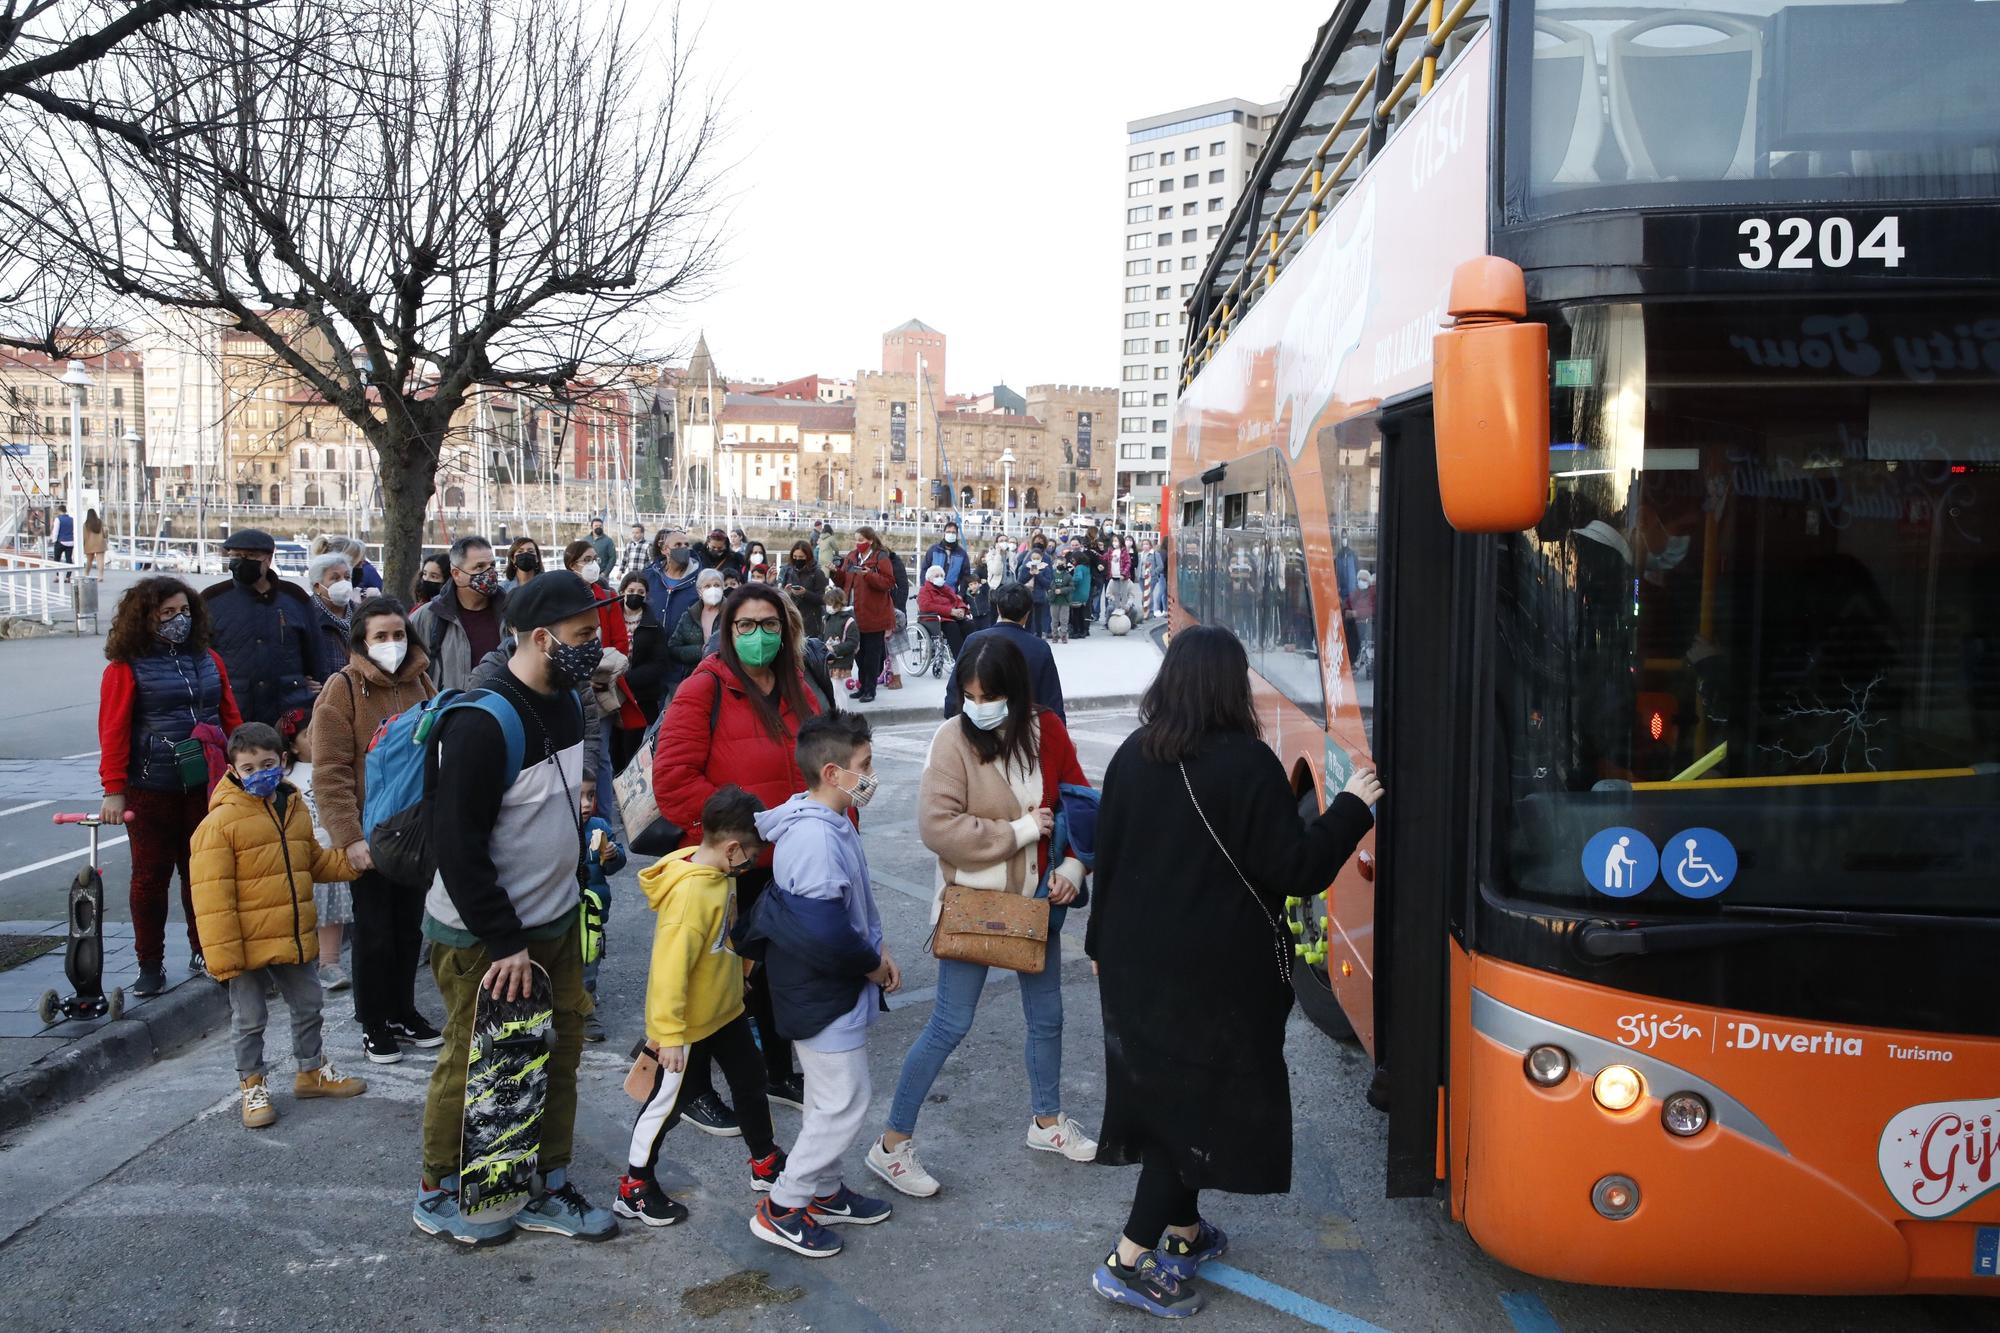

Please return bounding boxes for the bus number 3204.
[1738,215,1904,270]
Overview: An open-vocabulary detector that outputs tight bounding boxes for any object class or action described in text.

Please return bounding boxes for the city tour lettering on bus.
[1726,312,2000,382]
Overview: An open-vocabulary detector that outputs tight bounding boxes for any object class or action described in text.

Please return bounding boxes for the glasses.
[732,617,783,635]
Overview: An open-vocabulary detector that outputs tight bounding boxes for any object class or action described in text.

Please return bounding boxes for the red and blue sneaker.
[1092,1251,1203,1319]
[750,1149,786,1194]
[806,1184,892,1226]
[1155,1218,1228,1280]
[751,1197,842,1258]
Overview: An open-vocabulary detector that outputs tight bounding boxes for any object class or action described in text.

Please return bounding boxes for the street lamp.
[999,448,1016,537]
[122,428,143,550]
[61,360,92,548]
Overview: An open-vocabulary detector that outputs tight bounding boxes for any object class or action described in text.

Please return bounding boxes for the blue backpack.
[1038,782,1102,915]
[362,689,527,887]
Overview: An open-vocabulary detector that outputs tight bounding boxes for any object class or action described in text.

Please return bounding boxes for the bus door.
[1173,469,1220,623]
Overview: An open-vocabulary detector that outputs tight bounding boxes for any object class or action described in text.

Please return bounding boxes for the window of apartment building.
[1123,390,1149,406]
[1184,145,1200,159]
[1181,229,1197,243]
[1120,416,1146,432]
[324,448,337,470]
[1125,234,1151,251]
[1160,150,1175,164]
[1153,419,1168,432]
[1153,392,1170,406]
[1125,284,1148,301]
[1124,259,1150,276]
[1156,232,1172,246]
[1126,206,1149,224]
[1155,313,1171,327]
[1209,169,1225,184]
[1181,256,1198,270]
[1128,151,1153,170]
[1158,178,1173,192]
[1123,338,1148,354]
[1183,174,1197,188]
[298,449,310,469]
[1155,205,1172,221]
[111,387,123,407]
[1127,178,1152,196]
[1153,367,1170,380]
[1175,202,1191,217]
[303,419,314,437]
[1208,197,1224,211]
[1210,140,1226,154]
[1122,366,1148,381]
[44,415,56,433]
[1153,445,1169,460]
[1121,442,1146,460]
[1153,339,1170,353]
[1155,285,1171,299]
[1207,225,1222,239]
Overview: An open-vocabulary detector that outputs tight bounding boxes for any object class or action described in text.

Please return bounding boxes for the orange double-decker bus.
[1167,0,1999,1296]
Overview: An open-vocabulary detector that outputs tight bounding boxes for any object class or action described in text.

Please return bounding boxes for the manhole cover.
[0,934,61,973]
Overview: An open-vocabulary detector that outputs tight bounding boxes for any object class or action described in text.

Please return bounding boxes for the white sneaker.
[866,1135,941,1198]
[1025,1114,1097,1162]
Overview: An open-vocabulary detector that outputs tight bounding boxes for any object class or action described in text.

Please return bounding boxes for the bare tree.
[19,0,722,592]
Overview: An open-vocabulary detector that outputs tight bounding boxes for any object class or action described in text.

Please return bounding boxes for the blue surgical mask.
[240,766,283,798]
[963,698,1010,731]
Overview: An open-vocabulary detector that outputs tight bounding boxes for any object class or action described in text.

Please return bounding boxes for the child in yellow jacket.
[614,786,787,1227]
[191,722,366,1129]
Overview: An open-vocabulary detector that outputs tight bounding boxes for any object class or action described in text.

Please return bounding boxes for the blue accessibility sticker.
[1975,1226,1998,1278]
[1664,827,1738,899]
[1581,827,1658,898]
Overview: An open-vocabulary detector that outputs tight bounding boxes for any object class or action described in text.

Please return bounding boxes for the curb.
[0,977,231,1134]
[848,691,1145,729]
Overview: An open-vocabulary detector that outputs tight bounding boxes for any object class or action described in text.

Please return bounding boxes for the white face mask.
[963,698,1009,731]
[367,639,408,673]
[325,579,353,605]
[700,586,724,606]
[578,561,601,584]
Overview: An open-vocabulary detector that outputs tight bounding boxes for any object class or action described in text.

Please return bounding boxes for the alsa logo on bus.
[1877,1096,2000,1219]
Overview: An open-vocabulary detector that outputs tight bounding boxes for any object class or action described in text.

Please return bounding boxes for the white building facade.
[1117,98,1277,525]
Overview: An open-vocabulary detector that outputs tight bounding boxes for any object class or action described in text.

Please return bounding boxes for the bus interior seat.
[1608,12,1763,182]
[1530,18,1604,185]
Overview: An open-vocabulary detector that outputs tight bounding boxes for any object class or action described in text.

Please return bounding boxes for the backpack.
[1039,782,1101,910]
[361,689,528,887]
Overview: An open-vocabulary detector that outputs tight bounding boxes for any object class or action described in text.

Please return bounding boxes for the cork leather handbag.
[932,884,1050,974]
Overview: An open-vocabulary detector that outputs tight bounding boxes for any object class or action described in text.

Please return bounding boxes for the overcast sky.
[653,0,1331,395]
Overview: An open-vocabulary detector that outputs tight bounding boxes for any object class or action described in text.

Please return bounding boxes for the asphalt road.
[0,701,1988,1331]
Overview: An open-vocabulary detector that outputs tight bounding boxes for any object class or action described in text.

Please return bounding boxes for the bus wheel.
[1285,892,1356,1043]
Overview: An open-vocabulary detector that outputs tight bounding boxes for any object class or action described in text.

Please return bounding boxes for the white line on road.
[0,800,54,819]
[0,836,128,883]
[63,750,101,760]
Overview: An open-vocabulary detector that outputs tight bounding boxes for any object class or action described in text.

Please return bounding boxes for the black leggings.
[350,869,425,1030]
[681,870,794,1101]
[856,630,887,698]
[1124,1147,1200,1248]
[628,1013,776,1176]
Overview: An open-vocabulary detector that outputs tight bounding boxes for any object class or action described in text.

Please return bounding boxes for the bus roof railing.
[1182,0,1487,388]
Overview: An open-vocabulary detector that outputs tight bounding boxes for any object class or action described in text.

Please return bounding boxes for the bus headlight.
[1593,1064,1643,1112]
[1661,1092,1711,1137]
[1591,1174,1640,1220]
[1523,1045,1571,1087]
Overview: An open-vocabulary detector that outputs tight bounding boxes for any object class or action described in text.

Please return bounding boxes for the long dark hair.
[954,635,1040,769]
[1137,625,1260,762]
[105,576,209,662]
[716,583,813,743]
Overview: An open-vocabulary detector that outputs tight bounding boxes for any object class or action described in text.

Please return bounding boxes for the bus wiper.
[1576,917,1889,958]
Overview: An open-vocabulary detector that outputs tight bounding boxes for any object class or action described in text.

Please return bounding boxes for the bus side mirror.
[1433,257,1549,533]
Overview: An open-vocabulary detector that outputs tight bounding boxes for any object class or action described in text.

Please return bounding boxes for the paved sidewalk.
[842,617,1159,725]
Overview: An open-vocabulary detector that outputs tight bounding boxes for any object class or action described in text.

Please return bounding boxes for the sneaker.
[362,1026,403,1064]
[239,1075,276,1129]
[749,1149,786,1194]
[413,1177,514,1248]
[1092,1252,1204,1319]
[514,1169,618,1241]
[1155,1218,1229,1281]
[387,1016,443,1049]
[318,962,350,991]
[681,1091,742,1137]
[613,1174,688,1228]
[582,1013,607,1043]
[867,1135,941,1198]
[1026,1114,1099,1162]
[133,963,166,996]
[294,1062,367,1099]
[750,1197,841,1258]
[765,1074,806,1111]
[188,951,205,974]
[806,1184,892,1226]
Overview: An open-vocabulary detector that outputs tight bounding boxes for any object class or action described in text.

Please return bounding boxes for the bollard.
[73,574,99,636]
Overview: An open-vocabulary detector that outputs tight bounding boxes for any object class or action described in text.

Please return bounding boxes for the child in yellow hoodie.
[614,786,789,1227]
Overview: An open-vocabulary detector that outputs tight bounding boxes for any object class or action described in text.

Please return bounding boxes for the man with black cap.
[204,528,325,725]
[413,570,619,1247]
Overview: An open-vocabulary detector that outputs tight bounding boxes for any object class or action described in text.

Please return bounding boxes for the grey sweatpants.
[227,963,326,1078]
[770,1043,871,1209]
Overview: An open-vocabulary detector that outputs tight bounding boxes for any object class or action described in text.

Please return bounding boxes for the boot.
[294,1062,368,1099]
[240,1075,277,1128]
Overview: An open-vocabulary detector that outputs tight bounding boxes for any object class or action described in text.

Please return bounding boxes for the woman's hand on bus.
[98,793,125,826]
[1343,767,1384,806]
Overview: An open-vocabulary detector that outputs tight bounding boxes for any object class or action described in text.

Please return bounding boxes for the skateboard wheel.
[37,990,60,1025]
[109,988,125,1019]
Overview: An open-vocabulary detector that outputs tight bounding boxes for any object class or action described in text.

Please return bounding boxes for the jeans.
[886,929,1063,1135]
[771,1043,870,1209]
[227,962,326,1078]
[1030,603,1051,638]
[124,786,208,966]
[350,868,425,1030]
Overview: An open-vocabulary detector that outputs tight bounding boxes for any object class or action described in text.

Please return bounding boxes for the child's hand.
[661,1045,687,1073]
[869,950,902,994]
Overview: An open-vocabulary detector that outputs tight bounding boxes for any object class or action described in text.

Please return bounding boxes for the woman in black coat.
[613,572,671,771]
[1084,625,1382,1318]
[778,540,829,639]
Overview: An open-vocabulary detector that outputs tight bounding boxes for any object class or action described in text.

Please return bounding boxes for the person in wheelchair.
[918,565,973,663]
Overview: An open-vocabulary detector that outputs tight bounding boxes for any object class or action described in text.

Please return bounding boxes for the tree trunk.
[374,429,439,603]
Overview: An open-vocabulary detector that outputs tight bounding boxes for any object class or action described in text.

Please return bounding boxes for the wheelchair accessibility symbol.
[1665,827,1737,899]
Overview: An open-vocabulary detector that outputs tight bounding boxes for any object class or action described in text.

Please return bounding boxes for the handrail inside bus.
[1668,742,1728,783]
[1630,766,1980,792]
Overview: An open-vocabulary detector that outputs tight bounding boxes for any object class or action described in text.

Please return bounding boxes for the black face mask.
[514,552,541,574]
[622,593,645,610]
[230,557,263,586]
[416,578,444,603]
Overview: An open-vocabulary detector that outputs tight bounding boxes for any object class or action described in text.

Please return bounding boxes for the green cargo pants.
[421,922,592,1185]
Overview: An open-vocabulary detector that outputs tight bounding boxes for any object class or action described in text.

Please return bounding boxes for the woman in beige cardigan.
[865,636,1093,1199]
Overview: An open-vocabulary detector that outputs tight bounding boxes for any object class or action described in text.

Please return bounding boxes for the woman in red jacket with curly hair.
[97,576,244,995]
[650,582,831,1121]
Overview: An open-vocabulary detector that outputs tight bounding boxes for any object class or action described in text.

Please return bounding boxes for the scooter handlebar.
[53,812,134,827]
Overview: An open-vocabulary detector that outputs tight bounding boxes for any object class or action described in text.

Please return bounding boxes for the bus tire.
[1293,957,1357,1043]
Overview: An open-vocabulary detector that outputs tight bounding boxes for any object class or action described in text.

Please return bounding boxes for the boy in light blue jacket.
[741,712,900,1259]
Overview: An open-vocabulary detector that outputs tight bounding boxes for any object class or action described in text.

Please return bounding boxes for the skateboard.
[459,960,554,1221]
[37,813,126,1025]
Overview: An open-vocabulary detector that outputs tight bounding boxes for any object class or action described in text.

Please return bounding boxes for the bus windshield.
[1518,0,2000,214]
[1497,300,2000,916]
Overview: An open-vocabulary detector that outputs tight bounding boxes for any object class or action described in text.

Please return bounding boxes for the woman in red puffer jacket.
[831,525,896,703]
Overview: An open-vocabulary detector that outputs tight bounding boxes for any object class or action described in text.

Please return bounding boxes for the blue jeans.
[1030,602,1052,637]
[887,929,1063,1135]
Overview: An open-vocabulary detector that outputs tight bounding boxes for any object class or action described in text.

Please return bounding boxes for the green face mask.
[735,626,782,667]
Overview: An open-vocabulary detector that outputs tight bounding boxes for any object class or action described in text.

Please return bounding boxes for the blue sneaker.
[751,1197,842,1258]
[806,1183,892,1226]
[412,1177,514,1247]
[1092,1252,1203,1319]
[1155,1218,1228,1280]
[514,1169,618,1241]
